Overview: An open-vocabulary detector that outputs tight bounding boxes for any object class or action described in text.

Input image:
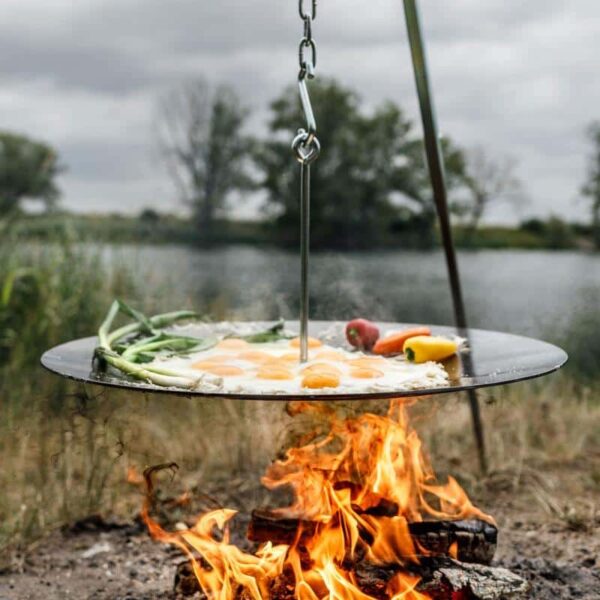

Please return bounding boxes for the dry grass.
[1,370,599,560]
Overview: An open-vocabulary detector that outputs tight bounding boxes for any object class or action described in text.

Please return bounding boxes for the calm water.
[102,245,600,348]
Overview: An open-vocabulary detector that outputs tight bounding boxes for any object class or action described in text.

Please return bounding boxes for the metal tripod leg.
[402,0,488,473]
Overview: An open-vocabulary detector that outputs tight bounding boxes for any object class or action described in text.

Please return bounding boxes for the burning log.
[150,402,515,600]
[355,558,529,600]
[247,509,498,565]
[409,519,497,566]
[174,557,528,599]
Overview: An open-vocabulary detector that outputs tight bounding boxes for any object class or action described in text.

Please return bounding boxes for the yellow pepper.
[403,336,458,363]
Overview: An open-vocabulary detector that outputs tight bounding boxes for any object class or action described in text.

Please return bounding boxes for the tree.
[156,80,254,242]
[0,131,62,217]
[581,121,600,248]
[461,146,523,235]
[255,78,467,249]
[399,136,468,246]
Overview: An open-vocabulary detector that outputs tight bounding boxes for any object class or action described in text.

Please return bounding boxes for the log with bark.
[174,557,529,599]
[247,509,498,565]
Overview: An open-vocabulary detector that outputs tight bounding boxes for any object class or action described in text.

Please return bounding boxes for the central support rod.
[402,0,488,473]
[300,162,311,362]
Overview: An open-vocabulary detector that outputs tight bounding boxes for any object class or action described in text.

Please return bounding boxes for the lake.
[101,245,600,352]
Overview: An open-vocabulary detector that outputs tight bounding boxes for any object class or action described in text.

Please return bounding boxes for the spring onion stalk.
[121,333,215,362]
[107,310,198,347]
[95,300,289,390]
[95,348,201,389]
[95,301,213,389]
[98,301,120,350]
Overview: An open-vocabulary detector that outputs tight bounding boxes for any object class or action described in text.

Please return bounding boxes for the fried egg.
[151,331,449,395]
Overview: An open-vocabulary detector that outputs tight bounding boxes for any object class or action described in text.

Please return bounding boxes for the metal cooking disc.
[40,321,567,401]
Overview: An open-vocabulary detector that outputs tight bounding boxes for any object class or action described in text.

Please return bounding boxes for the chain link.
[293,0,319,164]
[298,0,317,78]
[298,0,317,21]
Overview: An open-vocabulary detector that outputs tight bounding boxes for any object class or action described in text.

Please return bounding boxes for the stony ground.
[1,479,598,600]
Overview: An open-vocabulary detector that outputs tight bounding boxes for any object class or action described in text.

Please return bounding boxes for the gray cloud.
[0,0,598,220]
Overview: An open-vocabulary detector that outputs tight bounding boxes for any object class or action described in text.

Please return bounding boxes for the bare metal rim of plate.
[40,321,568,401]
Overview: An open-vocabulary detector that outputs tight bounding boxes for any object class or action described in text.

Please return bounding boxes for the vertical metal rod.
[300,162,311,362]
[402,0,488,473]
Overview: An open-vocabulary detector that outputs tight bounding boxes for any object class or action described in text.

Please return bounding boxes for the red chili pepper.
[345,319,380,351]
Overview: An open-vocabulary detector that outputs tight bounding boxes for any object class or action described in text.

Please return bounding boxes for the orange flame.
[142,399,493,599]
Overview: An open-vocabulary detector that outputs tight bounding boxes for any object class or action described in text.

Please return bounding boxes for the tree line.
[2,78,600,250]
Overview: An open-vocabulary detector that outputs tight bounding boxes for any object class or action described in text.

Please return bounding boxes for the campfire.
[141,399,526,599]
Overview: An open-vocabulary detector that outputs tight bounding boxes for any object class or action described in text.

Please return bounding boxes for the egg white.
[150,337,449,396]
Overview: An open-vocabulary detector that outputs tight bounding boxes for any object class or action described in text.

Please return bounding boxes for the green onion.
[94,300,216,388]
[95,348,201,389]
[238,319,291,343]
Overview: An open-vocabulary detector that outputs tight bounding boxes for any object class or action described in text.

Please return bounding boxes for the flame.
[142,399,493,599]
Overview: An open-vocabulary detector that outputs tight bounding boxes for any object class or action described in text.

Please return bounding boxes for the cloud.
[0,0,598,220]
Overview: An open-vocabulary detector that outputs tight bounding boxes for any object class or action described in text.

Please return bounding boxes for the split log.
[248,509,497,565]
[247,510,317,545]
[173,557,528,599]
[416,558,529,600]
[409,519,497,566]
[355,558,529,600]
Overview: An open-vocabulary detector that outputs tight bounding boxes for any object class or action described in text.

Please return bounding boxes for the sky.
[1,0,599,223]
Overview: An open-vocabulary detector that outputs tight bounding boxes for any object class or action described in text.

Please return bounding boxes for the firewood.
[248,509,498,565]
[247,509,317,545]
[355,558,529,600]
[417,558,530,599]
[173,557,528,599]
[409,519,497,565]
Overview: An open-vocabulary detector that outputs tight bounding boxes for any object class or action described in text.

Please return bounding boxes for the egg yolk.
[302,372,340,389]
[350,367,384,379]
[192,362,245,377]
[289,336,323,349]
[216,338,250,350]
[256,366,294,380]
[301,362,342,376]
[237,350,272,363]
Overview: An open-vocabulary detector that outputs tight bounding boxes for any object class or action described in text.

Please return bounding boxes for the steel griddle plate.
[40,321,567,400]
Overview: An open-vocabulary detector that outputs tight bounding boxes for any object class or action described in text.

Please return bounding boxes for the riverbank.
[7,213,596,251]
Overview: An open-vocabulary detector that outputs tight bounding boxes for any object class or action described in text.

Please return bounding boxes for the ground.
[1,471,598,600]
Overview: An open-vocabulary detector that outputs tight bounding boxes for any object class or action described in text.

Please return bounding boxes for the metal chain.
[293,0,320,163]
[293,0,319,362]
[298,0,317,80]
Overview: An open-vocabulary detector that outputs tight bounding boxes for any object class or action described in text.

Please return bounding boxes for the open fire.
[142,399,496,599]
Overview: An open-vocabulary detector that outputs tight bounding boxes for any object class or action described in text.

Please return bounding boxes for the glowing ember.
[141,400,493,599]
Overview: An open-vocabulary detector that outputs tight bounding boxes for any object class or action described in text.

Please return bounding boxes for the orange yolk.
[237,350,273,363]
[256,366,294,380]
[301,362,342,376]
[191,362,245,377]
[302,372,340,389]
[216,338,250,350]
[350,367,384,379]
[289,336,323,349]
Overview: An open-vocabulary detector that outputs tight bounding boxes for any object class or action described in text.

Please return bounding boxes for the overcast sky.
[1,0,599,222]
